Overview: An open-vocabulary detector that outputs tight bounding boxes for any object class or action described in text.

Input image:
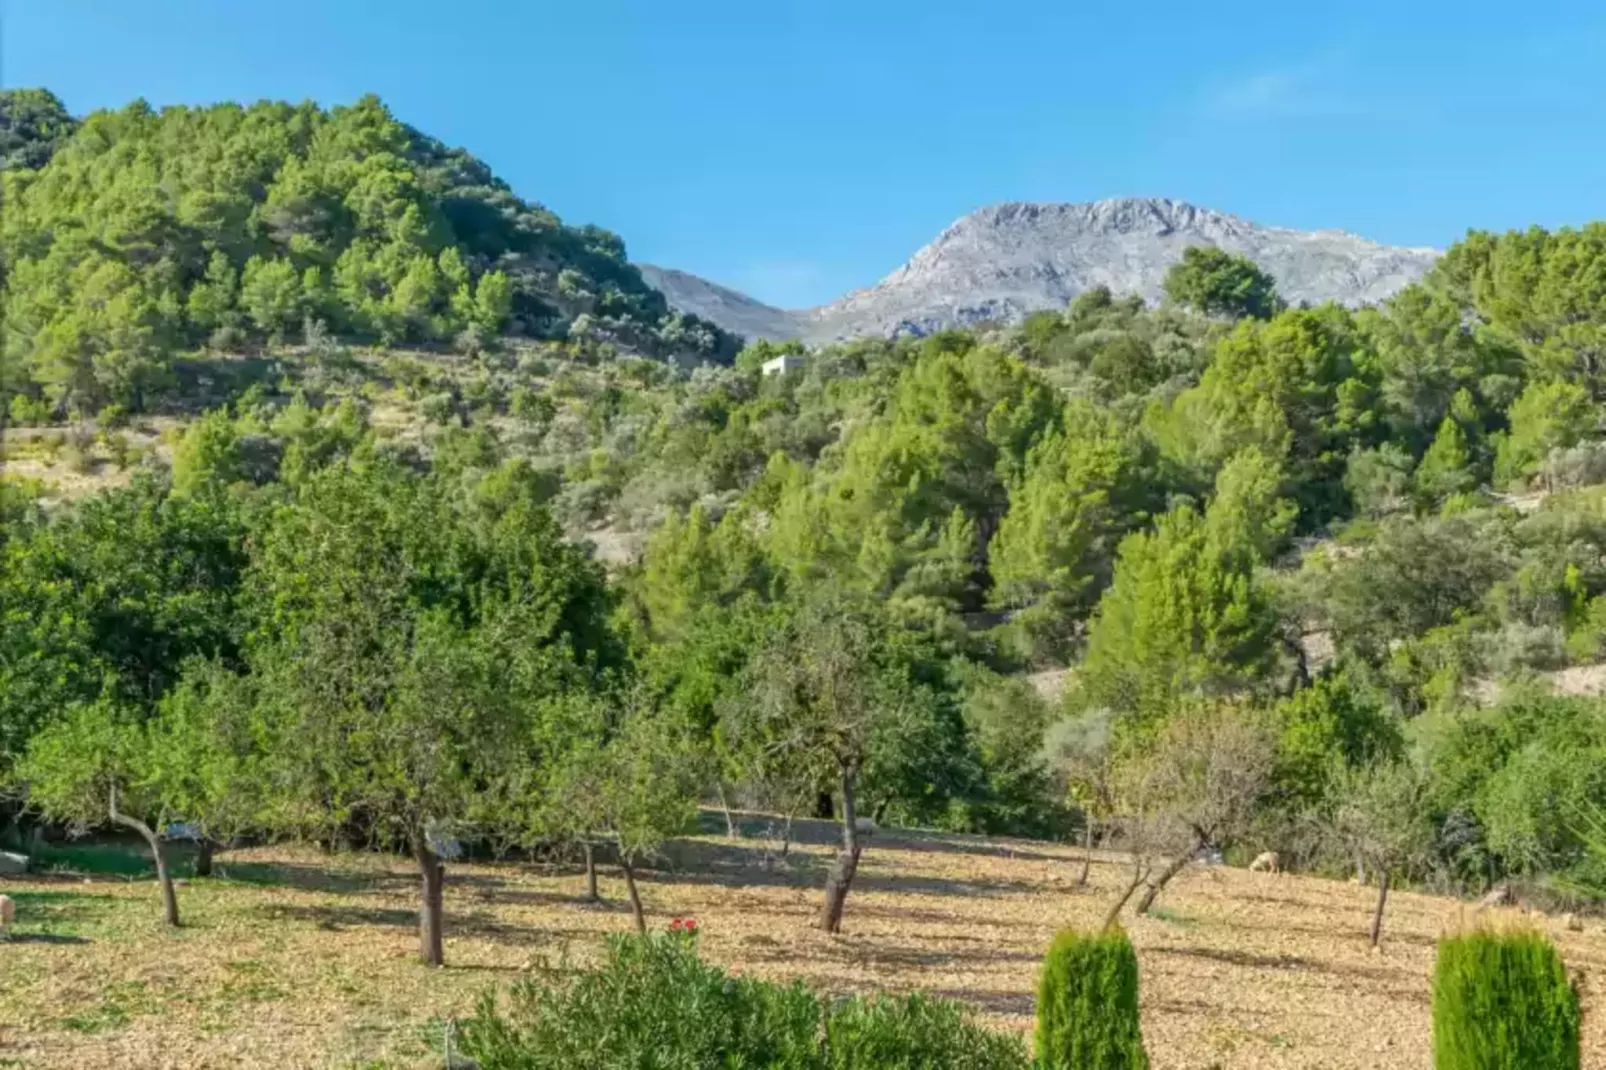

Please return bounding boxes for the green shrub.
[825,992,1027,1069]
[461,932,819,1069]
[1035,927,1148,1070]
[459,932,1026,1070]
[1433,928,1579,1070]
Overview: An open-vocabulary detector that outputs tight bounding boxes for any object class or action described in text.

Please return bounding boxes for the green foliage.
[459,932,1024,1070]
[726,595,982,829]
[1076,451,1290,722]
[989,399,1146,658]
[1432,929,1579,1070]
[1271,675,1401,811]
[13,698,148,830]
[0,94,732,415]
[1035,927,1148,1070]
[240,460,620,854]
[1156,305,1373,525]
[0,476,247,770]
[824,993,1028,1069]
[1415,416,1479,506]
[1495,379,1595,488]
[0,88,77,171]
[1433,223,1606,393]
[1162,246,1284,321]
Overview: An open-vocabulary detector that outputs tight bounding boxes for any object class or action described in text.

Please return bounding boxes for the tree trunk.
[818,763,862,934]
[583,841,600,902]
[815,790,835,820]
[1076,820,1094,887]
[194,839,216,878]
[780,806,796,859]
[415,840,445,967]
[716,781,739,837]
[108,786,179,928]
[1102,858,1150,930]
[1370,871,1391,948]
[1136,838,1201,916]
[620,855,646,934]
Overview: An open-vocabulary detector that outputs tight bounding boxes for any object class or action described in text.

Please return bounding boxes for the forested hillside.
[0,90,733,421]
[7,90,1606,958]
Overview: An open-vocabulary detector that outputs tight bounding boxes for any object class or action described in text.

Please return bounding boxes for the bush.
[1035,928,1148,1070]
[459,931,1026,1070]
[1433,928,1579,1070]
[825,993,1027,1069]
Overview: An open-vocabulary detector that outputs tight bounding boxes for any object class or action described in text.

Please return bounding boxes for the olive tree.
[1334,759,1437,948]
[725,597,949,934]
[549,692,706,933]
[1117,700,1277,917]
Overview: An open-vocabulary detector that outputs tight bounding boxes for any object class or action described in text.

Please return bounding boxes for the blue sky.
[5,1,1604,308]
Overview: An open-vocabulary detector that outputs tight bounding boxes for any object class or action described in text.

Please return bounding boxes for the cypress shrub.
[1432,928,1580,1070]
[1035,927,1148,1070]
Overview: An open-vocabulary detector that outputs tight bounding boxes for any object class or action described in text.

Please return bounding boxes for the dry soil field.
[2,816,1603,1069]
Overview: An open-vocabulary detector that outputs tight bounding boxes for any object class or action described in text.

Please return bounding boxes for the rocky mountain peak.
[643,198,1441,344]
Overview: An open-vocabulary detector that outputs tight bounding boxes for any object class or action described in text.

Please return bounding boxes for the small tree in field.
[1433,928,1579,1070]
[1334,760,1436,949]
[1043,709,1118,887]
[15,698,183,926]
[143,660,264,878]
[1036,927,1149,1069]
[551,693,705,934]
[243,463,617,966]
[726,597,932,934]
[1122,701,1277,916]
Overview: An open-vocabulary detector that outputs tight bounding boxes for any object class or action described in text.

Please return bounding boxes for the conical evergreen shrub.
[1035,927,1148,1070]
[1433,928,1579,1070]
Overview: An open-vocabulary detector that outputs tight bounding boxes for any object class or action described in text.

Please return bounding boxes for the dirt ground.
[2,816,1603,1069]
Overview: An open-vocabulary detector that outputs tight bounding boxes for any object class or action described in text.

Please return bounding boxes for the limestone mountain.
[647,197,1440,343]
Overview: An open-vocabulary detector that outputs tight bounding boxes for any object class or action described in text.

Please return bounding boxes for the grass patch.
[218,959,289,1004]
[3,888,122,939]
[1147,906,1197,928]
[60,980,159,1035]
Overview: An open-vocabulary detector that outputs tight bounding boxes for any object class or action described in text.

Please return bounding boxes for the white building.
[761,353,805,377]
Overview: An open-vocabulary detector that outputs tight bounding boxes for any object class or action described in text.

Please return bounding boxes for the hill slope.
[637,264,800,342]
[0,90,736,419]
[648,197,1440,343]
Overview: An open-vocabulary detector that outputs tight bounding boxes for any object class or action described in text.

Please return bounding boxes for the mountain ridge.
[645,197,1441,344]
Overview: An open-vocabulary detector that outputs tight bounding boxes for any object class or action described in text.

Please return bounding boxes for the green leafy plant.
[459,931,1026,1069]
[1035,927,1148,1070]
[1432,928,1579,1070]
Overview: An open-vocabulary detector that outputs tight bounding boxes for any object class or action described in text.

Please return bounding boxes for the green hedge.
[1433,928,1579,1070]
[1035,927,1148,1070]
[459,931,1028,1069]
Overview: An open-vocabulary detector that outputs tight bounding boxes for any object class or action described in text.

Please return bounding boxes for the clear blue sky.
[5,1,1604,308]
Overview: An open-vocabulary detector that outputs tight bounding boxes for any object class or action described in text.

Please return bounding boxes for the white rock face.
[645,198,1440,344]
